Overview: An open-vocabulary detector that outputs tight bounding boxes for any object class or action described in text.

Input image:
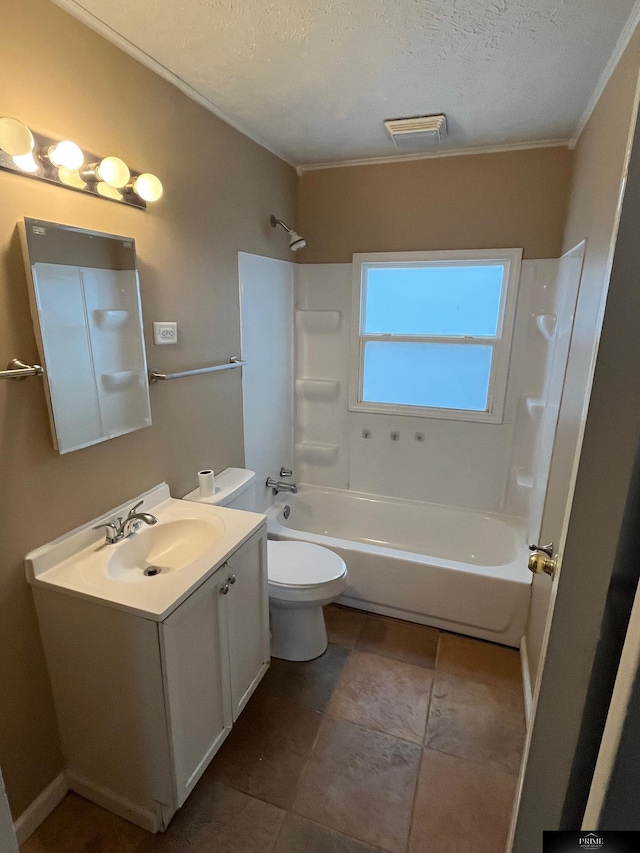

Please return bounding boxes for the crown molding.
[570,1,640,147]
[50,0,639,174]
[296,138,572,175]
[49,0,297,168]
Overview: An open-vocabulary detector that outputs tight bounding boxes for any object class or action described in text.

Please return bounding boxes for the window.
[350,250,522,422]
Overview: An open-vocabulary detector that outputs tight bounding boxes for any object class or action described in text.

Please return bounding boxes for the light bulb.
[0,117,34,156]
[96,181,122,200]
[58,167,86,188]
[48,141,84,170]
[13,151,39,173]
[132,173,163,202]
[96,156,130,188]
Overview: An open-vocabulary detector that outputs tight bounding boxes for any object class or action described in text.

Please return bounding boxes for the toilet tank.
[182,467,258,511]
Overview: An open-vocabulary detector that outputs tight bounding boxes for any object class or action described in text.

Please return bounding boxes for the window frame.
[349,249,523,423]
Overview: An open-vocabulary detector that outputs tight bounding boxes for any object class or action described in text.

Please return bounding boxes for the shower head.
[270,215,307,252]
[288,231,307,252]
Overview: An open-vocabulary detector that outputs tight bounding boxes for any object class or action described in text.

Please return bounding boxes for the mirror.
[19,218,152,454]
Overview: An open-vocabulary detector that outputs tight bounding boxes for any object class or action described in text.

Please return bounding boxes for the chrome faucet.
[121,502,159,537]
[266,475,298,495]
[93,501,159,545]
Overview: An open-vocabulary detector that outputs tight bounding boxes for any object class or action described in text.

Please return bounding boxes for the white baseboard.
[14,772,68,845]
[13,770,166,843]
[520,634,533,727]
[66,771,162,833]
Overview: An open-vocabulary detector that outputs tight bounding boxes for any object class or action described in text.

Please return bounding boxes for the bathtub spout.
[266,477,298,495]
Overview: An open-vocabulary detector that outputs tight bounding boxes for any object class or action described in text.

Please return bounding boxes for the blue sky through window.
[363,342,492,411]
[364,264,504,337]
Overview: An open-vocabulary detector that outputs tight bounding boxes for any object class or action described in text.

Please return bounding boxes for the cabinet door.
[225,526,270,719]
[160,571,232,806]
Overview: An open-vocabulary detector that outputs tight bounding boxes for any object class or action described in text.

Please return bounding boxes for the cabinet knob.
[228,574,236,585]
[221,583,230,595]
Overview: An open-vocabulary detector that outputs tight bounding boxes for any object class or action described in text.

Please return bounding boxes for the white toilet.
[184,468,348,661]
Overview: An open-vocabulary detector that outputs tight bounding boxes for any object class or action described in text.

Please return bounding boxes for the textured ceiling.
[57,0,637,166]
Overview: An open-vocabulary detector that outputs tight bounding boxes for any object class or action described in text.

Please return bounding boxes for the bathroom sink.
[25,483,266,620]
[107,518,226,582]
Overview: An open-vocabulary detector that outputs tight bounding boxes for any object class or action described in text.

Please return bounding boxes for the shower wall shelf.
[515,470,534,498]
[0,358,44,380]
[535,313,557,341]
[296,378,341,402]
[295,442,339,465]
[148,357,245,383]
[295,310,341,333]
[525,396,545,420]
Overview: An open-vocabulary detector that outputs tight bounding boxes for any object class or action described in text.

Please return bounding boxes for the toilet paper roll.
[198,470,215,498]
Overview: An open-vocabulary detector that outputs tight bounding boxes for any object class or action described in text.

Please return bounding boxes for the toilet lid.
[267,540,346,587]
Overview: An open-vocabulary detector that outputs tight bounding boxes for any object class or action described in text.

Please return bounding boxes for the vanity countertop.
[25,483,265,621]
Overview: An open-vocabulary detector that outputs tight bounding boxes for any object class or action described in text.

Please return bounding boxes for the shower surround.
[240,253,571,653]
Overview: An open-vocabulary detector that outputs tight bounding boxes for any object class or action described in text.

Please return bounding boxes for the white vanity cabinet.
[225,529,271,719]
[32,523,269,832]
[160,527,269,806]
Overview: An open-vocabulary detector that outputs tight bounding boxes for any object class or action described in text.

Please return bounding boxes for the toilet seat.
[267,539,349,660]
[267,540,346,586]
[267,540,348,604]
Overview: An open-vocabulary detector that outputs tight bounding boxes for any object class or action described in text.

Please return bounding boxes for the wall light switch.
[154,322,178,345]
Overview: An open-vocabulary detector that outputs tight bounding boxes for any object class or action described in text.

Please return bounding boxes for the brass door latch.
[528,543,557,578]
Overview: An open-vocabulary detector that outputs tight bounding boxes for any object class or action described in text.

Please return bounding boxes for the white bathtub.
[267,484,531,648]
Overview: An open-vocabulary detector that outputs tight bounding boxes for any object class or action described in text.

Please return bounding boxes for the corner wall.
[0,0,296,817]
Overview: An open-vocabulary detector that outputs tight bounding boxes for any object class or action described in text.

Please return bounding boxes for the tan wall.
[0,0,296,816]
[298,146,574,263]
[563,30,640,256]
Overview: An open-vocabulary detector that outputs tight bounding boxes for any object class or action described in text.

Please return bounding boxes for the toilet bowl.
[183,467,348,662]
[267,540,348,661]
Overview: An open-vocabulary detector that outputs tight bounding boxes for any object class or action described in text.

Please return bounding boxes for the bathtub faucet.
[266,477,298,495]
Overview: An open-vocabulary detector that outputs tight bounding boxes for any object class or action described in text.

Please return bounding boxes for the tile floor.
[21,606,526,853]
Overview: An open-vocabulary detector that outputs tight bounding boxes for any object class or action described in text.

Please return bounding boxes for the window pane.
[363,341,492,411]
[363,264,504,336]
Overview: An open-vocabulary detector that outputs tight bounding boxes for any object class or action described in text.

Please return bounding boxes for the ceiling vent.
[384,114,447,150]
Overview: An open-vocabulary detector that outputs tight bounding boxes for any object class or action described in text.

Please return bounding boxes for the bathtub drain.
[283,505,290,520]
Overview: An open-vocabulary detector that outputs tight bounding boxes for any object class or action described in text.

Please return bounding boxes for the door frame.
[582,576,640,826]
[510,83,640,849]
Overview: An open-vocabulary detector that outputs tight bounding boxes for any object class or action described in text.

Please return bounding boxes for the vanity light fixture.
[57,167,87,189]
[129,173,163,202]
[82,156,131,189]
[12,151,40,173]
[0,117,163,210]
[0,117,34,156]
[96,182,123,200]
[45,140,84,170]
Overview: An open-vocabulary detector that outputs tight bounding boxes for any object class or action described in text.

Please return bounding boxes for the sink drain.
[144,566,163,576]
